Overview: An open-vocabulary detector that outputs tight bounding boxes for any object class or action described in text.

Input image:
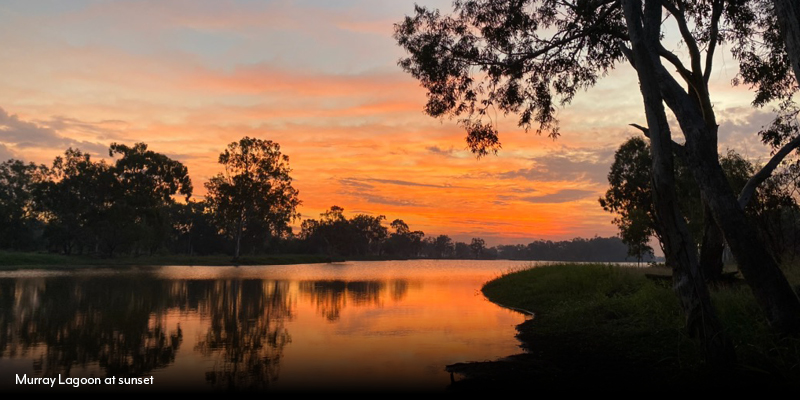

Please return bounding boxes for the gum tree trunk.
[684,135,800,334]
[699,202,725,283]
[774,0,800,82]
[644,2,800,334]
[622,0,735,366]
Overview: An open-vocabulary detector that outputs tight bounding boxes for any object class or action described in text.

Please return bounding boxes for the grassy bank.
[0,251,342,269]
[456,263,800,389]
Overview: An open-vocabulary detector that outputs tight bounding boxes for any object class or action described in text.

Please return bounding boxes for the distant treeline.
[1,141,644,262]
[298,205,648,261]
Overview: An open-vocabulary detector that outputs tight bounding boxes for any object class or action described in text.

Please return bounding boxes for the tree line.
[1,140,641,261]
[299,205,643,261]
[0,137,299,259]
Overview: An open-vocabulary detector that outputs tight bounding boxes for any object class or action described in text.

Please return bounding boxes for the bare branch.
[658,44,693,83]
[661,1,703,79]
[628,123,687,159]
[703,0,723,83]
[738,134,800,208]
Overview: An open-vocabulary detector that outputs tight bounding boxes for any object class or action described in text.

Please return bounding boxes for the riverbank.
[448,263,800,391]
[0,251,342,269]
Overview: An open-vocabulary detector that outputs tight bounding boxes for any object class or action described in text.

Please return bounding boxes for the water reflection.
[299,280,408,321]
[194,280,292,390]
[0,277,183,377]
[0,261,529,391]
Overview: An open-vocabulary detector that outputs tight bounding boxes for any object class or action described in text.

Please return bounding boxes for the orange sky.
[0,1,784,245]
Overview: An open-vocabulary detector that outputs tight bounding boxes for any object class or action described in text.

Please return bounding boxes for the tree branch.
[658,44,693,83]
[619,42,635,67]
[703,0,723,83]
[738,134,800,208]
[661,1,703,79]
[629,123,687,159]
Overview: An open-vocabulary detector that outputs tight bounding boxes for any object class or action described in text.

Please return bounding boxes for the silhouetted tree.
[349,213,388,256]
[168,200,226,255]
[599,137,656,264]
[205,137,300,259]
[0,159,47,250]
[386,219,424,258]
[108,142,193,255]
[432,234,455,258]
[602,137,800,276]
[454,241,471,259]
[37,148,114,254]
[469,238,486,259]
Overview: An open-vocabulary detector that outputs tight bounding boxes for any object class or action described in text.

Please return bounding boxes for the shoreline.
[0,251,343,270]
[446,263,800,391]
[0,251,651,270]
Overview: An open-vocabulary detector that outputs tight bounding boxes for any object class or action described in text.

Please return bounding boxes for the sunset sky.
[0,0,782,245]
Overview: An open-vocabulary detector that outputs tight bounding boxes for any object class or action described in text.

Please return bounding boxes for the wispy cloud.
[0,107,108,155]
[361,177,458,189]
[494,149,615,185]
[520,189,597,204]
[0,143,15,162]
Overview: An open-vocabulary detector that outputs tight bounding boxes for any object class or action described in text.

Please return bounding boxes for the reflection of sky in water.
[0,260,535,392]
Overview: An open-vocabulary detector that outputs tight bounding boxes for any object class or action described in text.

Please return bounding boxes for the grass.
[470,262,800,389]
[0,250,343,269]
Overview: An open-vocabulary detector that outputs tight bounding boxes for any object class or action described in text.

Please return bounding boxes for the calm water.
[0,260,537,392]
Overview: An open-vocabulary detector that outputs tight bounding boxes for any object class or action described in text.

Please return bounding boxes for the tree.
[454,241,472,259]
[38,148,114,255]
[0,159,47,250]
[621,0,800,341]
[386,219,424,258]
[394,0,800,362]
[349,213,389,256]
[598,137,656,264]
[469,237,486,259]
[205,137,300,259]
[432,234,455,258]
[108,142,193,255]
[299,206,389,257]
[600,138,794,275]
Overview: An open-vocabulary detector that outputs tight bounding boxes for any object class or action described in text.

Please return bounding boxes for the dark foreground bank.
[447,263,800,391]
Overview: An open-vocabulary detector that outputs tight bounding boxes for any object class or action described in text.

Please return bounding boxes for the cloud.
[341,191,423,208]
[715,107,780,159]
[0,143,15,162]
[0,107,108,155]
[339,178,375,191]
[520,189,597,204]
[338,177,424,207]
[496,150,615,185]
[362,177,456,189]
[426,145,455,156]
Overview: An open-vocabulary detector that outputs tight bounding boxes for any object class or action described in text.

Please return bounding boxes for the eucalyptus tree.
[469,237,487,259]
[109,142,193,255]
[0,159,48,250]
[432,234,455,258]
[386,219,425,258]
[205,137,300,259]
[602,137,798,276]
[38,148,114,254]
[394,0,800,363]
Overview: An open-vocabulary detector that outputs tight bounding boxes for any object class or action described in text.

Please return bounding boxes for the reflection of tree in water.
[299,280,408,321]
[0,279,16,356]
[0,276,183,377]
[194,280,292,391]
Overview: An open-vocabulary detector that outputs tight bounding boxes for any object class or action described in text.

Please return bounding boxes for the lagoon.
[0,260,537,392]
